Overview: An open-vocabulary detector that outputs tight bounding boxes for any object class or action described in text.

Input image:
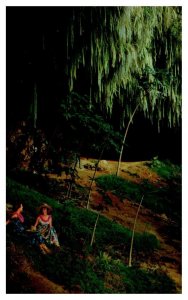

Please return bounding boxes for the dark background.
[6,7,182,164]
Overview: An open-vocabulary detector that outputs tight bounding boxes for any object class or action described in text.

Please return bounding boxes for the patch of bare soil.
[21,263,67,294]
[7,243,68,294]
[74,158,182,292]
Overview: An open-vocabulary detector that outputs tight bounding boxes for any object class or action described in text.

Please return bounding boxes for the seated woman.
[32,203,60,251]
[6,203,25,234]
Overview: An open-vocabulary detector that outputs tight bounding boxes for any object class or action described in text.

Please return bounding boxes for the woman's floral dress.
[35,215,59,246]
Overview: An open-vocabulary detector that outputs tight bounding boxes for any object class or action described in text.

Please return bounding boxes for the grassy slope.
[6,176,177,293]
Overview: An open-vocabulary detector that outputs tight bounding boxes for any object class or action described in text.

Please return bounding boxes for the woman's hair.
[39,203,52,214]
[39,207,50,214]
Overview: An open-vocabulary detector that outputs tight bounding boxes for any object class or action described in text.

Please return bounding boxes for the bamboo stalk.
[128,195,144,267]
[90,213,100,246]
[116,103,139,176]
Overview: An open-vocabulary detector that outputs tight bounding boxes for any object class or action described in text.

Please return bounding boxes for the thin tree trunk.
[116,103,139,176]
[128,195,144,267]
[90,213,100,246]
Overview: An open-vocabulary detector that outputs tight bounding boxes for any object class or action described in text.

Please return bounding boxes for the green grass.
[95,173,181,225]
[6,176,63,227]
[95,174,141,201]
[93,254,177,293]
[150,159,181,181]
[119,265,176,293]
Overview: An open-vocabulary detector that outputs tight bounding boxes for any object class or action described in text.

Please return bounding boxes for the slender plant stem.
[90,213,100,246]
[128,195,144,267]
[116,103,139,176]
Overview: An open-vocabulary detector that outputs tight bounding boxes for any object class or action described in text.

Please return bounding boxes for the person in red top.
[32,203,60,253]
[6,203,25,234]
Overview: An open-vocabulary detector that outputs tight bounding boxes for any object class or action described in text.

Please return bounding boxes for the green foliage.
[59,92,122,156]
[95,252,113,274]
[150,158,181,181]
[94,253,176,293]
[95,174,139,201]
[119,266,176,293]
[97,215,159,252]
[7,7,181,133]
[66,7,181,129]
